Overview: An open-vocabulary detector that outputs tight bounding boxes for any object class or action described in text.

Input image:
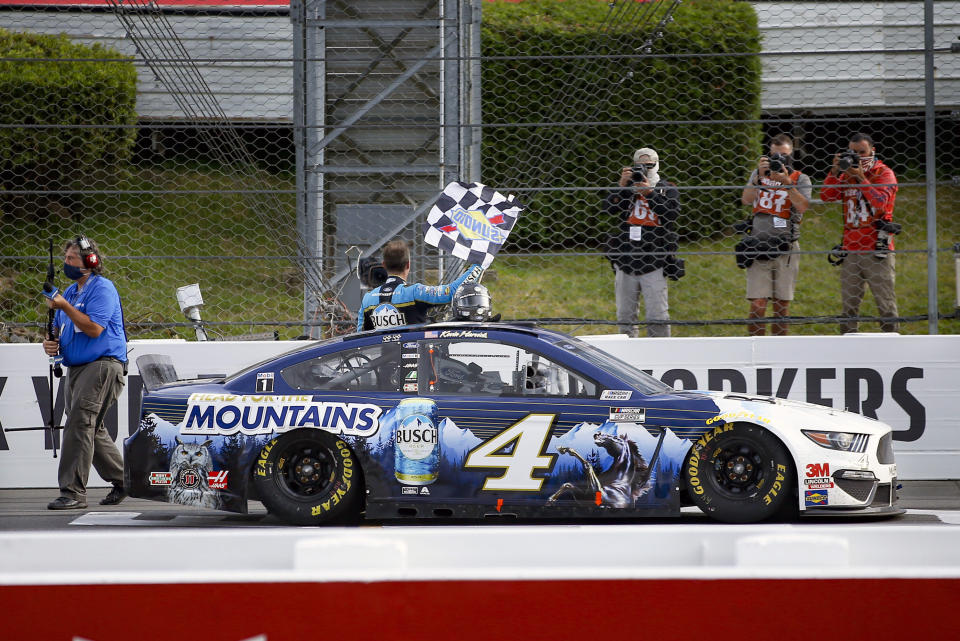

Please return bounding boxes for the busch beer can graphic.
[394,397,440,485]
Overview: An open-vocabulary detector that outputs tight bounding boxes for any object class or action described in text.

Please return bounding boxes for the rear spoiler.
[136,354,180,392]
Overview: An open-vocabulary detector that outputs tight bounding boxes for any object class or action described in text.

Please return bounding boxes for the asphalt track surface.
[2,480,959,530]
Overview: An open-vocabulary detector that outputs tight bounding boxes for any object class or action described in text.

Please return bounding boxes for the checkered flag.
[423,181,524,269]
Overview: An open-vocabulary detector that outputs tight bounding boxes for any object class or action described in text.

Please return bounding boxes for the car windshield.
[563,338,672,395]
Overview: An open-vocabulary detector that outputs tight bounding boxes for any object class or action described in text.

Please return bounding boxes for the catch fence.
[0,0,957,342]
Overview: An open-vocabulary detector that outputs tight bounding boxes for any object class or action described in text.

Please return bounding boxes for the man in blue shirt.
[357,239,482,332]
[42,236,128,510]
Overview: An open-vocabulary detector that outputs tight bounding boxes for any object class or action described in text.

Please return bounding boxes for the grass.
[1,164,957,341]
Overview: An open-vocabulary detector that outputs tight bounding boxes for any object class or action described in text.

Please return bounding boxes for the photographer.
[41,236,127,510]
[356,239,482,332]
[604,147,681,337]
[821,133,899,333]
[739,134,811,336]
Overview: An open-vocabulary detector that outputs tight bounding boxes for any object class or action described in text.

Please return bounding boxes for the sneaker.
[47,496,87,510]
[100,485,127,506]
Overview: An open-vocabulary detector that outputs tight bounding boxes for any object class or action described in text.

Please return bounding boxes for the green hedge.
[0,29,137,212]
[481,0,762,247]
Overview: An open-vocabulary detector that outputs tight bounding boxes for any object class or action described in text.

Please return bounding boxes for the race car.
[125,322,902,524]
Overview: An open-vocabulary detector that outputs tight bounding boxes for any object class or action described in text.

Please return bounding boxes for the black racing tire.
[685,422,795,524]
[252,429,363,526]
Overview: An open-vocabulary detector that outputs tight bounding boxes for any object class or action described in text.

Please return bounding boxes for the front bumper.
[801,480,905,518]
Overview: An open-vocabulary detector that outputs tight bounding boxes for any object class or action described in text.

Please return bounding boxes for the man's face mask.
[859,154,876,171]
[63,262,87,280]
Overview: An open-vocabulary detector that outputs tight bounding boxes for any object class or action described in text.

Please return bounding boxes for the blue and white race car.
[125,323,902,524]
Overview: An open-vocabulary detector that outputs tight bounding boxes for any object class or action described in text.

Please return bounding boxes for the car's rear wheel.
[685,422,795,523]
[252,429,362,525]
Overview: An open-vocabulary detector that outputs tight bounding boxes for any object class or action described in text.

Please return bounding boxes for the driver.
[450,283,492,322]
[357,239,482,332]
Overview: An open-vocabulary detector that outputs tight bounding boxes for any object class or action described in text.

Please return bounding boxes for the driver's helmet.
[451,283,492,322]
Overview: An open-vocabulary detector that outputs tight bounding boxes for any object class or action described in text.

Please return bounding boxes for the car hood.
[703,391,892,436]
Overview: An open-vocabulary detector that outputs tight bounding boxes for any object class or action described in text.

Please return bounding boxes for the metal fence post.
[293,0,325,338]
[924,0,938,335]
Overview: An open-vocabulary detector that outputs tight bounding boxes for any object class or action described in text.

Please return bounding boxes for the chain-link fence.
[1,0,957,342]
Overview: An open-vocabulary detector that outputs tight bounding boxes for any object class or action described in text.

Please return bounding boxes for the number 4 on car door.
[463,414,557,491]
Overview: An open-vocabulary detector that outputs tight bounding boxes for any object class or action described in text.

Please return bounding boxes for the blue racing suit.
[357,264,482,332]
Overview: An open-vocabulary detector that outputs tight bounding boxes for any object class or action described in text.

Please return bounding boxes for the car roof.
[225,322,569,383]
[347,321,574,346]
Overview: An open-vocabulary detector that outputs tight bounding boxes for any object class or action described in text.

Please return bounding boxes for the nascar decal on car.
[180,393,382,437]
[609,407,645,423]
[600,390,632,401]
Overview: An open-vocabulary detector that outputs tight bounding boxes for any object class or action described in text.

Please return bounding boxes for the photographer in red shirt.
[821,133,900,333]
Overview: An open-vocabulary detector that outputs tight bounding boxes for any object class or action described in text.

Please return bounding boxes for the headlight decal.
[801,430,869,453]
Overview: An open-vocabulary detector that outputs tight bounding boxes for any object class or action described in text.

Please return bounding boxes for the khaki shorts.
[746,241,800,301]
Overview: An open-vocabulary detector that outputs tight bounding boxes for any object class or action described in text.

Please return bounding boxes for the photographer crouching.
[738,134,811,336]
[604,147,681,337]
[821,133,900,333]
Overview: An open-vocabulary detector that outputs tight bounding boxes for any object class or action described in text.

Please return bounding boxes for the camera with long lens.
[873,219,902,259]
[837,150,860,172]
[767,152,790,174]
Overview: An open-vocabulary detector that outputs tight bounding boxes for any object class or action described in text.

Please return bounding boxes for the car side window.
[418,338,596,397]
[280,342,402,392]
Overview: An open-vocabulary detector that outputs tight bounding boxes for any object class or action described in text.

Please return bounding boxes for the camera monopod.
[4,241,63,456]
[45,240,62,458]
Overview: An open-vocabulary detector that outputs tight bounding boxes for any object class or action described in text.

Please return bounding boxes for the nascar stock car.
[126,322,902,525]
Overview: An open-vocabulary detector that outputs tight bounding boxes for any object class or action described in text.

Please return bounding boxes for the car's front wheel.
[252,429,362,525]
[685,422,795,523]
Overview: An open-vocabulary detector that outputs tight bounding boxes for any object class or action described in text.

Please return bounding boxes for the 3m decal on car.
[600,390,632,401]
[180,393,382,437]
[609,407,645,423]
[805,490,829,506]
[806,462,830,477]
[255,372,274,393]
